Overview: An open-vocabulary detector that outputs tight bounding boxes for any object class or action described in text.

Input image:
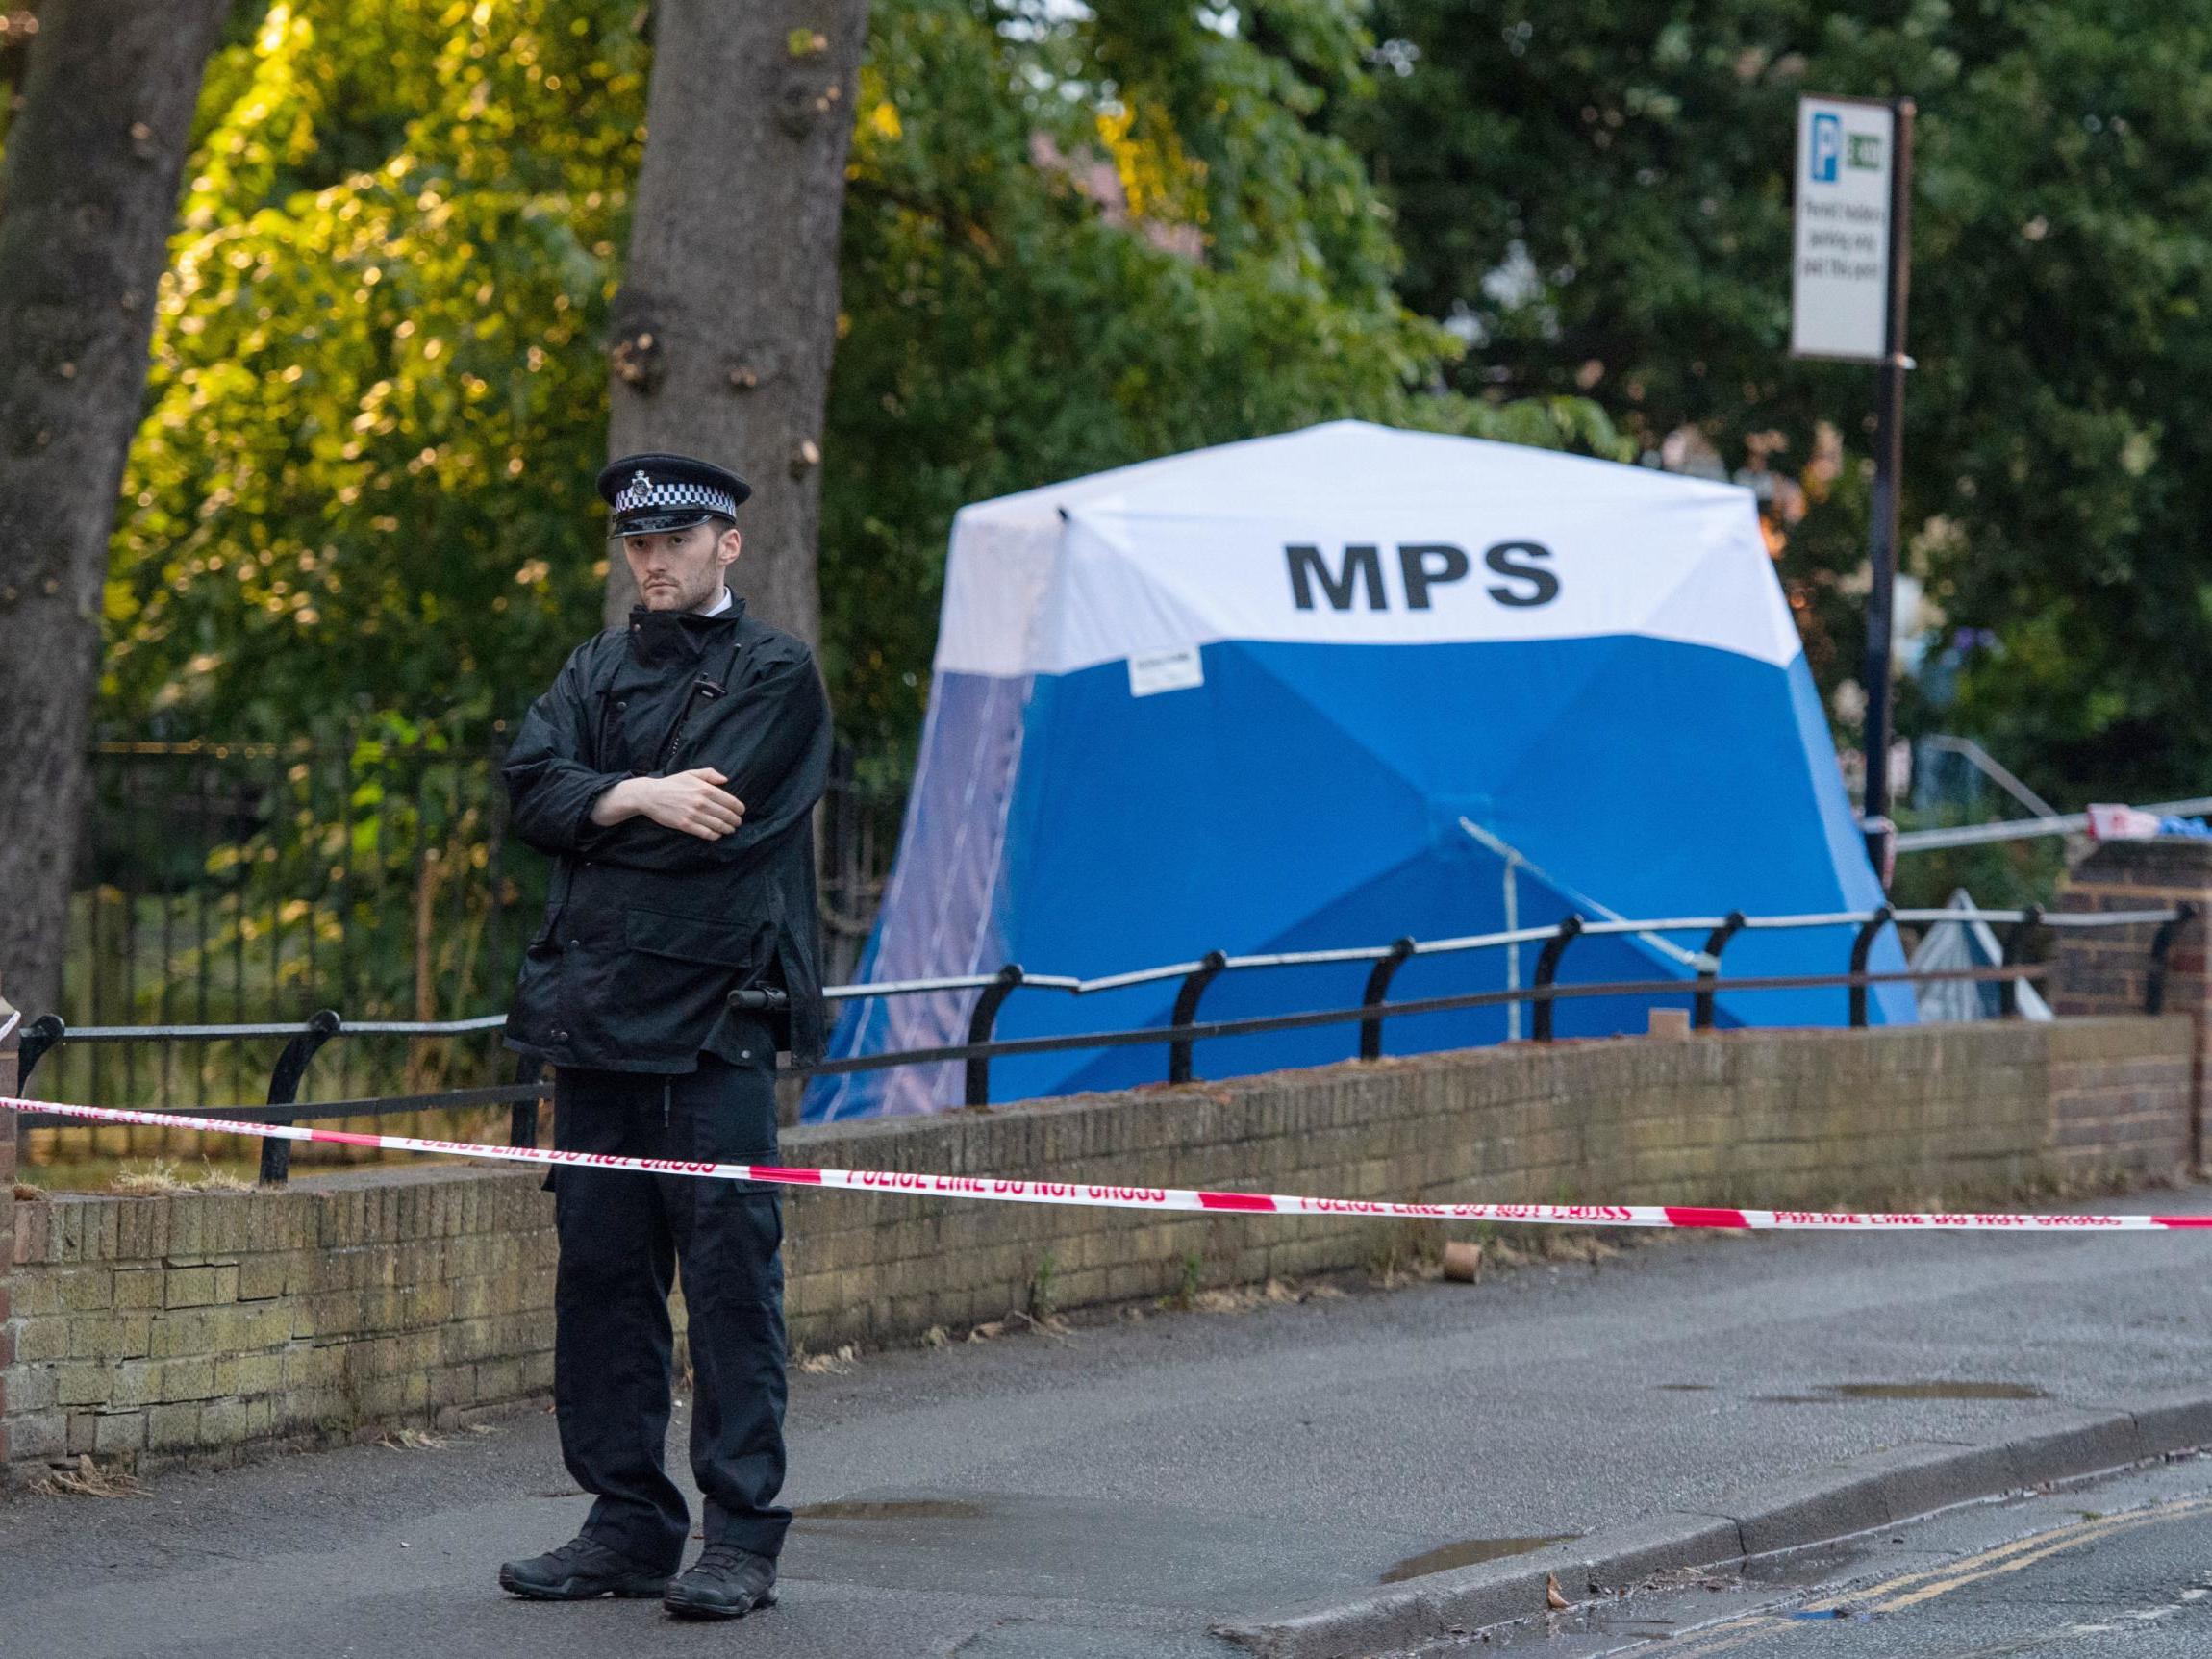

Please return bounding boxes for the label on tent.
[1128,645,1204,697]
[932,423,1807,679]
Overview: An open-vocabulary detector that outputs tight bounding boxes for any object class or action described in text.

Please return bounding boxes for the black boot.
[499,1533,672,1600]
[664,1543,779,1620]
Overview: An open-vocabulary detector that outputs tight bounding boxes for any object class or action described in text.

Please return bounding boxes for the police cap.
[597,452,753,539]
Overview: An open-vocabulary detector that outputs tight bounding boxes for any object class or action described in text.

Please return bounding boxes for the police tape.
[9,1095,2211,1233]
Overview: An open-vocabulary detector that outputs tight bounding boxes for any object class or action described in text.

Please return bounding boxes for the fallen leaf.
[34,1456,143,1499]
[1546,1572,1571,1611]
[798,1343,859,1375]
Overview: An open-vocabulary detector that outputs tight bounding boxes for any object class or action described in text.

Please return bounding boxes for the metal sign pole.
[1859,97,1915,882]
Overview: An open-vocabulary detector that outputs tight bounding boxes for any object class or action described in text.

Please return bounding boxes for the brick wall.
[2054,839,2212,1166]
[0,1016,2195,1481]
[775,1017,2191,1348]
[2049,1018,2196,1184]
[2052,840,2212,1018]
[4,1169,552,1470]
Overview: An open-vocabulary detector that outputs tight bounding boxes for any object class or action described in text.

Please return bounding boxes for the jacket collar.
[626,593,744,669]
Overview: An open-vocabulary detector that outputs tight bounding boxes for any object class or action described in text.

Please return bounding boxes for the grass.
[1027,1252,1059,1320]
[19,1157,265,1194]
[1169,1250,1202,1311]
[19,1105,521,1194]
[111,1158,257,1194]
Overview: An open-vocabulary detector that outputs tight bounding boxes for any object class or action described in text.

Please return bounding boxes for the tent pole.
[1503,859,1521,1042]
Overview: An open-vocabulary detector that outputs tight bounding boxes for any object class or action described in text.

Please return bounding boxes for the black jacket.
[501,598,833,1071]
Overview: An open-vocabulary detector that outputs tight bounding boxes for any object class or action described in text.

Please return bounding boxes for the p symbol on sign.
[1809,112,1842,183]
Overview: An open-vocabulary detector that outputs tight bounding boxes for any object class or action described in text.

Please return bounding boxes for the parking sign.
[1791,97,1897,362]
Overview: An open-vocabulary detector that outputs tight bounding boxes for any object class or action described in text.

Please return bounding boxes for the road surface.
[4,1189,2210,1656]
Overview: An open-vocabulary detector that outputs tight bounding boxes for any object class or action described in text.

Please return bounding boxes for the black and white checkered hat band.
[614,479,737,519]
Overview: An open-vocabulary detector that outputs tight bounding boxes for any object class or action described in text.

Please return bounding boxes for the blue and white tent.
[808,421,1909,1121]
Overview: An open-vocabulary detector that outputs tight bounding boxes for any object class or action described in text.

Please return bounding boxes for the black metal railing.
[51,734,903,1111]
[10,902,2191,1185]
[828,904,2191,1101]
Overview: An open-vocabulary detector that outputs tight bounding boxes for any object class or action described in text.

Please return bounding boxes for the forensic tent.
[1908,889,2052,1023]
[807,421,1909,1121]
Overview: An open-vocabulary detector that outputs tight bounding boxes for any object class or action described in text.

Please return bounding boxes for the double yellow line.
[1648,1493,2212,1656]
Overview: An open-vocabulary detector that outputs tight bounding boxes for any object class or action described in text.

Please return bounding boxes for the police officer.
[496,453,831,1621]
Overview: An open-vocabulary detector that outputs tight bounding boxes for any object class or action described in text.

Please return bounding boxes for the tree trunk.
[604,0,870,642]
[0,0,231,1024]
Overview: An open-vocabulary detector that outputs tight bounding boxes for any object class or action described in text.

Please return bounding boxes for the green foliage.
[55,728,539,1101]
[1885,822,2067,914]
[107,0,642,739]
[822,0,1622,749]
[101,0,1618,767]
[1359,0,2212,804]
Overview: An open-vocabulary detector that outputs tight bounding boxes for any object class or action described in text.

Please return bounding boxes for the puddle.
[1379,1534,1574,1584]
[1657,1383,1717,1393]
[1832,1381,2048,1401]
[793,1498,989,1522]
[1751,1380,2044,1406]
[1756,1380,2047,1405]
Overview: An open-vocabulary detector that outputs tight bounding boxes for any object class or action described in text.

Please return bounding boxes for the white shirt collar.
[700,586,734,617]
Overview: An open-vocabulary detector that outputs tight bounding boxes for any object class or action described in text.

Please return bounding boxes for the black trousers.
[550,1031,789,1569]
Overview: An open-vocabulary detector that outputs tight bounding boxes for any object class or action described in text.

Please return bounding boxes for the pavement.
[5,1186,2212,1658]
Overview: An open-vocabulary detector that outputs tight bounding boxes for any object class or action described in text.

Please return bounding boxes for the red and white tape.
[8,1095,2211,1233]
